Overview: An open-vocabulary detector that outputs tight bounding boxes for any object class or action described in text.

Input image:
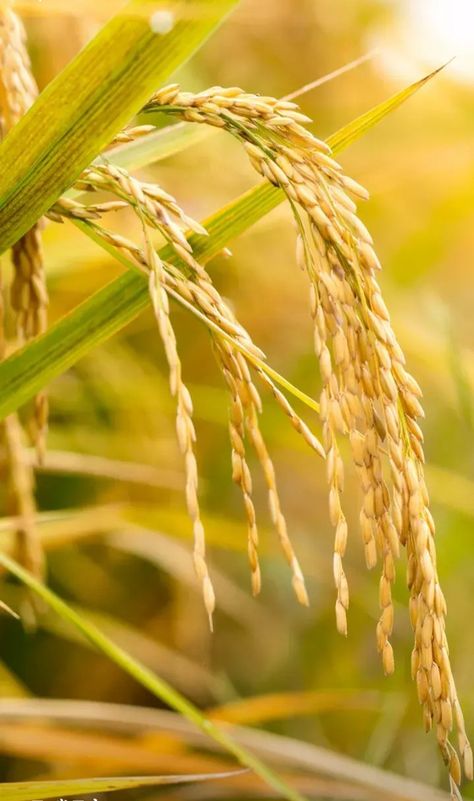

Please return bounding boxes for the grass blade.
[0,552,307,801]
[2,772,244,801]
[0,66,444,420]
[326,61,450,153]
[0,0,239,252]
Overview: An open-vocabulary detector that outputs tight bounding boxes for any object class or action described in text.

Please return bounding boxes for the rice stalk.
[141,83,472,795]
[0,415,44,582]
[144,228,216,629]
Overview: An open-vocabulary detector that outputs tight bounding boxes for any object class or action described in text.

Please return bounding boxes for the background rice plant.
[0,1,473,799]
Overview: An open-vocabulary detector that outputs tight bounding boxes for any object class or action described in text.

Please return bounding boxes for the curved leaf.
[2,771,244,801]
[0,0,239,252]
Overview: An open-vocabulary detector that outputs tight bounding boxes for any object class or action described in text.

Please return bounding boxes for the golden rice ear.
[0,7,46,587]
[0,7,48,462]
[143,82,471,793]
[0,413,46,631]
[50,146,324,614]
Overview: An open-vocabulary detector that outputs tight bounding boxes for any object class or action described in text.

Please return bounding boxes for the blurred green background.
[1,0,473,797]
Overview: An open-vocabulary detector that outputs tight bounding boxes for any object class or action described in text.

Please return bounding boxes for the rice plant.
[0,2,472,801]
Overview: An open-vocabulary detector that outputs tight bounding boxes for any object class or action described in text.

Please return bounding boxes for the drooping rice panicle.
[143,228,216,628]
[0,6,48,462]
[0,274,43,592]
[214,338,309,605]
[71,162,209,270]
[243,374,309,607]
[144,83,472,792]
[52,168,321,610]
[45,78,472,791]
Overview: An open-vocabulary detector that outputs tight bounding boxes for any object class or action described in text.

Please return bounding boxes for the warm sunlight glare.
[375,0,474,82]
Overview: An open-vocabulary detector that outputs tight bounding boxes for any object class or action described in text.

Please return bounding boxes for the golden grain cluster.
[144,83,472,795]
[0,6,471,794]
[53,153,323,623]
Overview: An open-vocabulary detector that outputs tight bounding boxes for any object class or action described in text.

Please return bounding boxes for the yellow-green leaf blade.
[2,771,243,801]
[326,62,449,153]
[0,0,239,252]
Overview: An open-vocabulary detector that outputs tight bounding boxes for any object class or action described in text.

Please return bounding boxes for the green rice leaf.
[0,0,239,252]
[326,61,450,153]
